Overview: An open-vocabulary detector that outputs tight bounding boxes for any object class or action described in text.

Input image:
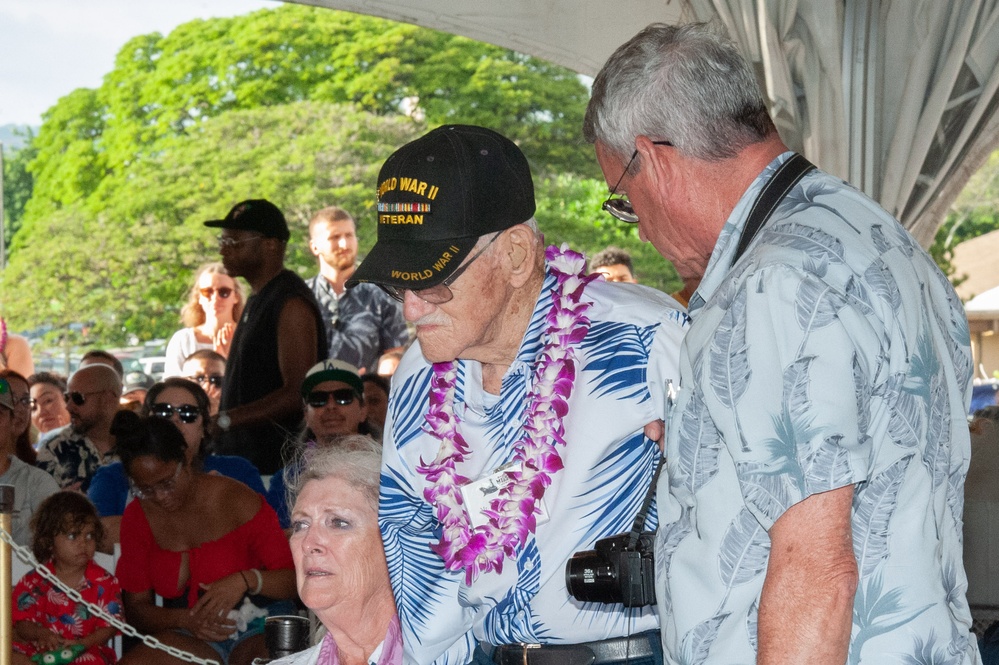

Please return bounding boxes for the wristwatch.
[216,411,232,432]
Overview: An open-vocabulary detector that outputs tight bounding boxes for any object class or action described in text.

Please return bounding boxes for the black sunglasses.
[191,374,224,388]
[602,140,673,223]
[64,391,104,406]
[150,402,202,424]
[199,287,233,299]
[306,388,358,408]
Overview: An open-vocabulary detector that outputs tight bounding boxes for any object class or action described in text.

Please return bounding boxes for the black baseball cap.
[347,125,535,291]
[204,199,290,241]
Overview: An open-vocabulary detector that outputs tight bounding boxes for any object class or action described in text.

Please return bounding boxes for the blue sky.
[0,0,276,127]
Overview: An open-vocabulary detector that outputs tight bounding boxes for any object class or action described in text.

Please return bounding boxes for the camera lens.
[565,550,623,604]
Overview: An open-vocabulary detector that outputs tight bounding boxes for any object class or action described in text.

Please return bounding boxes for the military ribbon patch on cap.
[378,202,431,213]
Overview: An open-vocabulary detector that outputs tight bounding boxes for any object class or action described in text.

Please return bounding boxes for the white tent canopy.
[292,0,999,247]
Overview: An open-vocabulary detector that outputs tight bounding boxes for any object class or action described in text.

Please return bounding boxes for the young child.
[13,492,123,665]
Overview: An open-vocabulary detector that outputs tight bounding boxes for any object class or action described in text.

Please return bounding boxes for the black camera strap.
[625,456,665,551]
[622,155,816,553]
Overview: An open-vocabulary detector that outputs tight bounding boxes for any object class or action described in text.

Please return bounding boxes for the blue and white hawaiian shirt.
[381,268,688,665]
[656,153,980,664]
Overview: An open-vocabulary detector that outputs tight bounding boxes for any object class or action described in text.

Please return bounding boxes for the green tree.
[21,88,105,223]
[534,174,682,294]
[3,101,422,343]
[4,5,689,345]
[2,130,36,258]
[930,148,999,286]
[22,4,594,224]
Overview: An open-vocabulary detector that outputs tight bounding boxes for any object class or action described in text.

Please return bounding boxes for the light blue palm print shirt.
[380,269,688,665]
[656,152,980,664]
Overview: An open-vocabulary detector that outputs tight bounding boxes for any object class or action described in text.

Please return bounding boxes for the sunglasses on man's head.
[191,374,224,388]
[199,287,233,300]
[150,402,202,424]
[306,388,357,408]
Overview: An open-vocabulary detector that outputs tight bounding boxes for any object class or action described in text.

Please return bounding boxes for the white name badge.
[459,462,550,530]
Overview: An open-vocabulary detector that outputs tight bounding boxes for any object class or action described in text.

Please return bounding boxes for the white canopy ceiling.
[291,0,999,247]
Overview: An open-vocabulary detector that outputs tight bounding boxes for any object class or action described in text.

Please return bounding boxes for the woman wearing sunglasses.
[164,262,245,377]
[112,409,296,665]
[88,378,266,552]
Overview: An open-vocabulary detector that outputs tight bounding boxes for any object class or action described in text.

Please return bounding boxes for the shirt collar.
[688,151,795,316]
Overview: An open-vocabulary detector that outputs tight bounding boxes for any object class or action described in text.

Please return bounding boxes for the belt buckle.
[520,643,541,665]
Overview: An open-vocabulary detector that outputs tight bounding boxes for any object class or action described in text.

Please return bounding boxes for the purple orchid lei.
[417,244,598,583]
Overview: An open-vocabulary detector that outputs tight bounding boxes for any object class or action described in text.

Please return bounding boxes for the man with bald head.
[37,364,122,490]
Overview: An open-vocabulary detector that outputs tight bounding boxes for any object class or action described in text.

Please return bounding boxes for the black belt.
[484,630,658,665]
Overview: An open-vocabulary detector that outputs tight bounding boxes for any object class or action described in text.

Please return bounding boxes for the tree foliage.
[3,5,685,345]
[3,102,422,343]
[23,4,595,226]
[2,130,36,258]
[930,148,999,285]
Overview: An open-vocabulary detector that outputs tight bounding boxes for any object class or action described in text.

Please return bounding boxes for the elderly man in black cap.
[205,199,328,474]
[349,125,688,665]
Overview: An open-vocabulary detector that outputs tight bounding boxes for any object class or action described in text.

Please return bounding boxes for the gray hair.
[286,435,382,512]
[583,22,774,162]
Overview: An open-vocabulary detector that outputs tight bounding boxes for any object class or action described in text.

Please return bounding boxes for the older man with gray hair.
[37,363,122,491]
[585,22,979,665]
[348,124,688,665]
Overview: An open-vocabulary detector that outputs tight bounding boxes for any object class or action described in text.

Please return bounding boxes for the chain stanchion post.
[1,484,14,665]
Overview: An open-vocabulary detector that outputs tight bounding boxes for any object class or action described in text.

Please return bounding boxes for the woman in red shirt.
[112,411,296,665]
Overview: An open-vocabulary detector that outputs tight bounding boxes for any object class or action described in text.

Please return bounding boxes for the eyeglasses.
[217,234,263,249]
[64,391,105,406]
[130,462,185,500]
[190,374,224,388]
[380,231,502,305]
[306,388,358,408]
[602,140,673,223]
[199,287,233,299]
[150,402,202,424]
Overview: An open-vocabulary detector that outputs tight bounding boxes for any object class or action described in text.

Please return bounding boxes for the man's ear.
[635,135,673,192]
[504,224,540,288]
[308,237,321,257]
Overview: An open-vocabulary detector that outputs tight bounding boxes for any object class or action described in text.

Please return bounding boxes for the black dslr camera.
[565,532,656,607]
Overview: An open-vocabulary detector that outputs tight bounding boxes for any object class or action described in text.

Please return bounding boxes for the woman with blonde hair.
[164,263,245,377]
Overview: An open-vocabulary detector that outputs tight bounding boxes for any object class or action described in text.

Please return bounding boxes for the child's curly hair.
[30,491,104,562]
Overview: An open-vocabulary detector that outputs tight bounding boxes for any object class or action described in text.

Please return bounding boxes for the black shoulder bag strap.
[732,153,816,266]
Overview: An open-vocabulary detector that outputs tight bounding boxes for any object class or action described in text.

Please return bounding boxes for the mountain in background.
[0,124,36,151]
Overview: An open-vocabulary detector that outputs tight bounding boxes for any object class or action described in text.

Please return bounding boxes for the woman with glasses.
[164,262,245,377]
[0,369,39,464]
[88,378,266,552]
[112,409,296,665]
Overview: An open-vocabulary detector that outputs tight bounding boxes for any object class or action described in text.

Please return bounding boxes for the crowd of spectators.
[0,198,413,664]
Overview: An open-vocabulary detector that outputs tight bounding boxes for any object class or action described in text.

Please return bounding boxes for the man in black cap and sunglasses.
[37,364,122,490]
[205,198,328,474]
[349,124,688,665]
[266,358,372,529]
